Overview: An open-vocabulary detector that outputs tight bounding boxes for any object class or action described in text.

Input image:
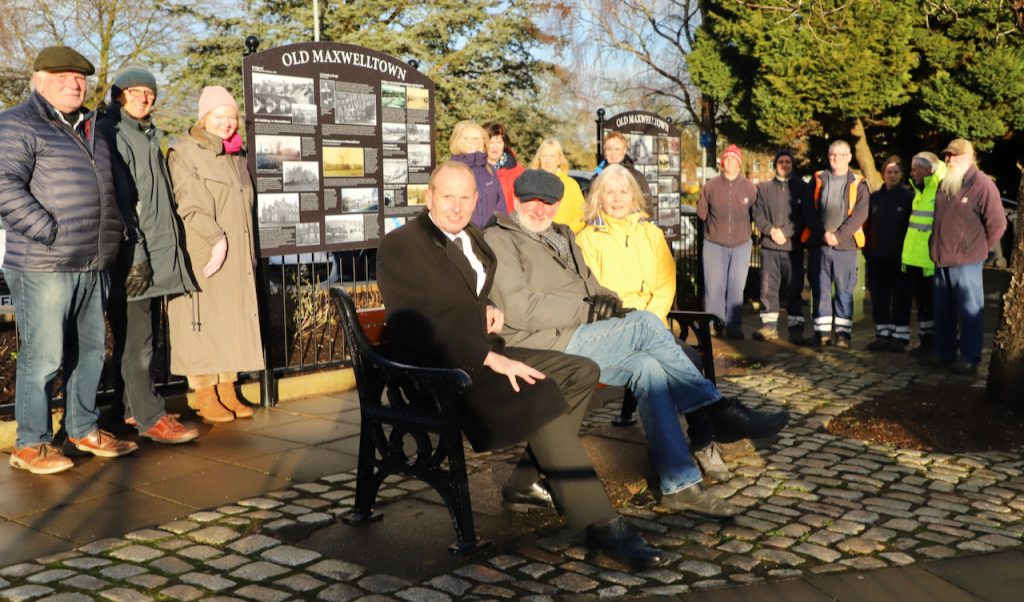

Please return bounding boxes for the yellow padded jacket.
[577,212,676,326]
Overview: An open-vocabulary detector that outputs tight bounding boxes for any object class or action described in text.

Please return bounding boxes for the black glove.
[125,261,153,297]
[585,294,626,322]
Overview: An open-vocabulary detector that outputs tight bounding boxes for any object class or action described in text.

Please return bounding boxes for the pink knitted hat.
[197,86,238,120]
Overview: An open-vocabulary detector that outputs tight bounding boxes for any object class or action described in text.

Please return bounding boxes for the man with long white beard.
[929,139,1007,375]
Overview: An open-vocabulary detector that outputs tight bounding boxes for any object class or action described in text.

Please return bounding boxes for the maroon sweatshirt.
[930,165,1007,267]
[697,174,756,247]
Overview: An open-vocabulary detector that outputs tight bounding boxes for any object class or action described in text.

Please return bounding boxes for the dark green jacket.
[97,105,196,299]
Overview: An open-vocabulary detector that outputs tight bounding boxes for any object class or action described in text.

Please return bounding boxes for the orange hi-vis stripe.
[800,171,865,247]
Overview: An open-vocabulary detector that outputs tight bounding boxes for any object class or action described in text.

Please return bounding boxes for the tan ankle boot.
[217,382,254,418]
[195,386,234,423]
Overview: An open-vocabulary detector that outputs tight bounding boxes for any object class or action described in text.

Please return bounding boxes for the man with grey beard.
[929,139,1006,375]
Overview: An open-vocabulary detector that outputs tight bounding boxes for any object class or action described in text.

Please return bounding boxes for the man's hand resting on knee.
[483,352,546,392]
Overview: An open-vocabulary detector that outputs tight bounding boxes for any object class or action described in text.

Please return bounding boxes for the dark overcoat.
[376,211,569,451]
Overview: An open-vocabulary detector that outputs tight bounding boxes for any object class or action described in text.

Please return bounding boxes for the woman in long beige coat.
[167,86,263,422]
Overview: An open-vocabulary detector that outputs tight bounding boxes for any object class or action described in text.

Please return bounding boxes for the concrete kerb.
[0,367,357,451]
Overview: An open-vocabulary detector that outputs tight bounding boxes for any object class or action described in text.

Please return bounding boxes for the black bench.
[332,286,719,554]
[331,286,489,554]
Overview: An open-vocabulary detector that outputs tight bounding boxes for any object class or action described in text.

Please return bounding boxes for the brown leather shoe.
[660,484,739,518]
[195,386,234,423]
[68,429,138,458]
[141,414,200,444]
[9,443,74,475]
[217,382,254,418]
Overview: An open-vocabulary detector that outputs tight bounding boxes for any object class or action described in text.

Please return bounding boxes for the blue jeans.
[933,262,985,365]
[703,239,752,331]
[564,311,721,494]
[808,246,858,335]
[5,269,107,448]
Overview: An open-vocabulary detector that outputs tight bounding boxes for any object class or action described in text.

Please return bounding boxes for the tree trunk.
[850,117,882,191]
[986,170,1024,408]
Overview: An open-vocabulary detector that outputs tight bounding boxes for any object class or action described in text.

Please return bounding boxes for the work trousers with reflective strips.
[866,257,910,342]
[703,239,752,331]
[759,248,805,331]
[808,246,858,337]
[894,266,934,341]
[933,262,985,366]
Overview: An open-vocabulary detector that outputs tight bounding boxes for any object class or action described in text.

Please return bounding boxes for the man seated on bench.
[483,169,791,518]
[377,160,667,569]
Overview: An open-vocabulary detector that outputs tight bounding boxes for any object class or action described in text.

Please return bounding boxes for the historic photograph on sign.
[283,161,320,192]
[252,72,314,117]
[408,123,431,143]
[658,206,680,225]
[335,91,376,126]
[642,164,658,182]
[381,82,406,109]
[631,134,654,164]
[657,136,670,154]
[384,216,406,234]
[407,183,428,206]
[406,86,429,111]
[341,187,379,213]
[383,159,408,185]
[255,135,301,172]
[292,103,317,125]
[258,193,300,226]
[407,144,431,168]
[382,122,406,143]
[658,193,678,210]
[658,177,678,195]
[296,222,321,246]
[325,214,365,244]
[323,147,364,178]
[319,80,334,108]
[658,154,670,171]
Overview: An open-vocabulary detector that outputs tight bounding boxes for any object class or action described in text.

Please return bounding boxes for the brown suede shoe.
[9,443,74,475]
[195,386,235,423]
[141,414,200,444]
[217,382,254,418]
[67,429,138,458]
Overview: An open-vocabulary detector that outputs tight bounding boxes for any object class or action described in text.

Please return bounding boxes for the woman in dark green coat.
[98,63,199,443]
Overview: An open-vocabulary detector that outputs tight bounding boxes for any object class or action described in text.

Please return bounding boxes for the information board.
[602,110,682,241]
[242,42,436,257]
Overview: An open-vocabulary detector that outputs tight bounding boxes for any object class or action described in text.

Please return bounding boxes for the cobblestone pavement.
[2,343,1022,601]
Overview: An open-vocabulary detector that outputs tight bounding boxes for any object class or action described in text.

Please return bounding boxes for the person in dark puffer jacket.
[0,46,136,475]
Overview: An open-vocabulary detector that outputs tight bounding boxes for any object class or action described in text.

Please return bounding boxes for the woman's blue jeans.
[564,310,721,494]
[5,269,107,448]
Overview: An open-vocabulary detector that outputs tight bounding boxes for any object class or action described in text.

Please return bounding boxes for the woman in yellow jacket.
[530,139,586,233]
[578,164,729,481]
[577,164,676,327]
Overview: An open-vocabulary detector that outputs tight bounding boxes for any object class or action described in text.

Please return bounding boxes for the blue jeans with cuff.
[564,310,721,494]
[5,269,107,448]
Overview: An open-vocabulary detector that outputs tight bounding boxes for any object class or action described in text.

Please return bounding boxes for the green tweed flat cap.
[33,46,95,75]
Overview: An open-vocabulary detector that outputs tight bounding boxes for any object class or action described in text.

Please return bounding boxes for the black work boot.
[708,397,790,443]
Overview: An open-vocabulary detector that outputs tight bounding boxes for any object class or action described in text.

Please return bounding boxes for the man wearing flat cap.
[378,161,667,569]
[485,169,789,519]
[0,46,136,474]
[928,139,1006,375]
